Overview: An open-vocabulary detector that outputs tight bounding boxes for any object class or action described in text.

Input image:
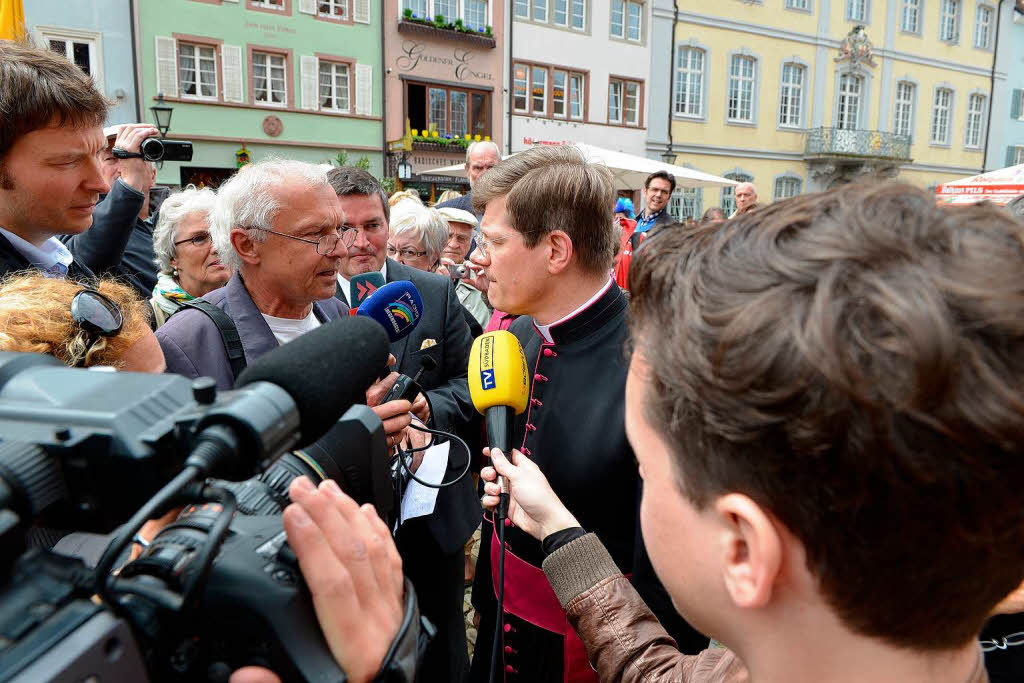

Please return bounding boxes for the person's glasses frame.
[475,234,516,259]
[387,243,428,259]
[70,289,124,369]
[254,226,358,256]
[173,232,212,248]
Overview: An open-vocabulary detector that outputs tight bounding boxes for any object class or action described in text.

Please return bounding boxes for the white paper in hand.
[400,441,449,524]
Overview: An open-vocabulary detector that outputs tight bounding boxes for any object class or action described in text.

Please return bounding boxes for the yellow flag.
[0,0,26,41]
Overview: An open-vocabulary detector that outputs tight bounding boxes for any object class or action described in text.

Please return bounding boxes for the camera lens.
[140,137,165,162]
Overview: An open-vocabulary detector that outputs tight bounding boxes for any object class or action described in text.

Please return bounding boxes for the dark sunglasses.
[71,289,124,368]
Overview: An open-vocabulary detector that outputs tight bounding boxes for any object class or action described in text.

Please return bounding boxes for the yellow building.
[647,0,998,216]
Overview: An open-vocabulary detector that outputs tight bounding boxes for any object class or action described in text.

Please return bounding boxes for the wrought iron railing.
[804,127,912,161]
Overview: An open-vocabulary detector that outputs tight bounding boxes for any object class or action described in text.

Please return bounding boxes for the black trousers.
[395,516,469,683]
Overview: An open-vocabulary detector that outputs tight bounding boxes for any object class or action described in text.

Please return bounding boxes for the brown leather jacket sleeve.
[542,533,749,683]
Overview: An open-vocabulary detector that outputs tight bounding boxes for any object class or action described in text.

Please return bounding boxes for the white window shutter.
[354,0,371,23]
[221,44,244,103]
[355,63,372,116]
[301,55,320,111]
[299,0,317,13]
[155,36,178,98]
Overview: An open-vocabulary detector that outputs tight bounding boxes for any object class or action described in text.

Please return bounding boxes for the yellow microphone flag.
[468,330,530,416]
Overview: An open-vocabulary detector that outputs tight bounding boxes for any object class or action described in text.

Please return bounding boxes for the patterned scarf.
[152,271,194,315]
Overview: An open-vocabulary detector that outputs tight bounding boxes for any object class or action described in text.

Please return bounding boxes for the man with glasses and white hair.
[156,160,415,444]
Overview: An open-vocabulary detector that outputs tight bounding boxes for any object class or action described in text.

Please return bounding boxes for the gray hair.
[211,159,330,271]
[326,166,390,223]
[151,187,218,275]
[389,206,449,264]
[1007,194,1024,221]
[465,140,501,164]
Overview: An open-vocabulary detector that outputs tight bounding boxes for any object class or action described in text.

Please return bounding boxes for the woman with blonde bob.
[0,273,165,372]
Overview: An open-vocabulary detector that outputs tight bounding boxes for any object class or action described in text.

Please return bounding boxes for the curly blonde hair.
[0,273,151,368]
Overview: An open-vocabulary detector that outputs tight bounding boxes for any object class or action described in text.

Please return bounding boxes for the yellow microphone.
[468,331,529,519]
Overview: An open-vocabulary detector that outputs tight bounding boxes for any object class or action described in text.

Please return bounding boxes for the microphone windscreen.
[468,330,529,415]
[350,271,385,308]
[235,316,389,444]
[355,280,424,343]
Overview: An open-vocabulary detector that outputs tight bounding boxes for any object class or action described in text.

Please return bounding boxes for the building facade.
[24,0,139,126]
[387,0,505,200]
[508,0,653,157]
[986,1,1024,170]
[649,0,1001,218]
[135,0,383,188]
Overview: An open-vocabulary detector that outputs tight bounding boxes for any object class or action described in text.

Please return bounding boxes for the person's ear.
[546,230,573,275]
[715,493,782,609]
[231,228,261,266]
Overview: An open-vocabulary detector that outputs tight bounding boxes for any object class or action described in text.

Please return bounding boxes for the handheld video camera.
[0,316,427,682]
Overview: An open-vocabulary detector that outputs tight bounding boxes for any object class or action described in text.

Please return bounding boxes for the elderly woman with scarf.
[149,187,231,327]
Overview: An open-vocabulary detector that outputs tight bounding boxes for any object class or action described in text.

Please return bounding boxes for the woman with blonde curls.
[0,272,165,372]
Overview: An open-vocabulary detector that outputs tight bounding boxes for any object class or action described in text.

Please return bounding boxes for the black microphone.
[382,354,438,405]
[234,316,390,446]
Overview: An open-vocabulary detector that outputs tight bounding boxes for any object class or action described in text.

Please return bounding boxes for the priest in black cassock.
[466,146,708,683]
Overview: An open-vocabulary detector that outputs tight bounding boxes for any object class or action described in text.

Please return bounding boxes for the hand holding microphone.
[357,281,425,450]
[468,330,529,521]
[480,447,580,541]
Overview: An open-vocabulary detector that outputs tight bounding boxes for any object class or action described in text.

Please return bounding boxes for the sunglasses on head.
[71,289,124,368]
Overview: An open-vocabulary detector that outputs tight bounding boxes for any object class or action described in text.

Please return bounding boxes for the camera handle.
[111,147,145,159]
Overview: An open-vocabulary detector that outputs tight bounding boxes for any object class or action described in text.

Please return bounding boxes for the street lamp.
[660,149,676,165]
[397,152,412,180]
[150,93,174,138]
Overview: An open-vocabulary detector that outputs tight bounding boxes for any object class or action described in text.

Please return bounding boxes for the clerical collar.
[535,278,620,345]
[336,261,388,306]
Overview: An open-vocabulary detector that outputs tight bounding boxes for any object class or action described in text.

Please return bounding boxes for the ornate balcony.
[804,127,912,162]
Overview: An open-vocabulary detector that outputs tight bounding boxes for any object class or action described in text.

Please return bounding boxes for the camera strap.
[174,299,248,381]
[111,147,145,159]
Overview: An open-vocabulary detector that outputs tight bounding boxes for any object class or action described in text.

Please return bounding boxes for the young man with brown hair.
[475,181,1024,682]
[0,40,109,280]
[467,145,706,682]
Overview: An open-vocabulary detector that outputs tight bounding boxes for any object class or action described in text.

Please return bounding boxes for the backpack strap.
[174,299,248,381]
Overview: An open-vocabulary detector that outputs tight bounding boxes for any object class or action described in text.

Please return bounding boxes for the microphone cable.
[393,421,472,489]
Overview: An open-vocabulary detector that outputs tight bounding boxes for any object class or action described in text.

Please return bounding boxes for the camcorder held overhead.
[0,317,429,682]
[113,138,193,163]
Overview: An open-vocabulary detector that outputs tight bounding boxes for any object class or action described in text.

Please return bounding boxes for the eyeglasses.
[257,227,357,255]
[174,232,212,248]
[476,234,516,259]
[387,244,428,259]
[71,289,124,368]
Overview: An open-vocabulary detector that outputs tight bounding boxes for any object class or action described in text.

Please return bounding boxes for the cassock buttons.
[505,665,519,674]
[530,398,543,407]
[521,447,531,456]
[534,373,549,383]
[525,424,537,432]
[542,348,558,358]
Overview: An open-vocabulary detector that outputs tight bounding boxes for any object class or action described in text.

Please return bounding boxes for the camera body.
[120,513,345,681]
[450,264,470,280]
[139,138,193,163]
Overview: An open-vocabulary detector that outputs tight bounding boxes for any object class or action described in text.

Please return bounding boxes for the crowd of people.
[3,37,1024,683]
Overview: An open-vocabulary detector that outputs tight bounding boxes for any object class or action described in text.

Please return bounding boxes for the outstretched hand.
[480,447,580,540]
[283,476,405,683]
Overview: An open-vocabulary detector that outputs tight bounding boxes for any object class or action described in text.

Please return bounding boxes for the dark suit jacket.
[0,231,96,282]
[62,179,157,297]
[335,259,480,553]
[435,190,479,221]
[157,271,348,390]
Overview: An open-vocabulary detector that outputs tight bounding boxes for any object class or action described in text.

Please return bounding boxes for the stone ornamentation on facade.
[262,115,283,137]
[835,25,877,68]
